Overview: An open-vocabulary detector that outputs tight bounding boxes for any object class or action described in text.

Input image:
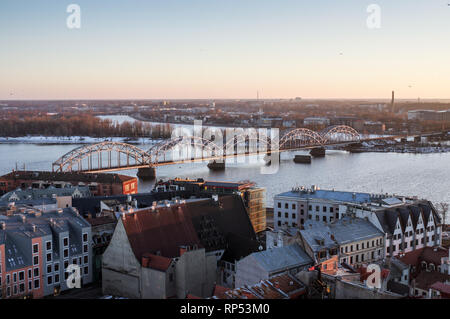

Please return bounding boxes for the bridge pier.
[137,167,156,180]
[310,147,326,157]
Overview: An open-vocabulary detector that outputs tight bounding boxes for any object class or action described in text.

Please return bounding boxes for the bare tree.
[437,202,449,227]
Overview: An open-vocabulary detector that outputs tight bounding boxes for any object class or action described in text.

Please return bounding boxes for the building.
[0,207,92,299]
[398,247,450,298]
[211,273,307,299]
[274,186,442,259]
[234,244,313,288]
[155,179,266,233]
[353,201,442,257]
[303,117,330,126]
[273,186,370,229]
[0,171,137,196]
[0,186,90,203]
[408,109,450,122]
[298,217,384,266]
[102,195,260,299]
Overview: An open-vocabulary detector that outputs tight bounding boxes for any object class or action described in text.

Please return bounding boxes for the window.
[72,258,77,265]
[292,213,296,219]
[46,241,52,251]
[63,237,69,247]
[84,266,89,275]
[19,271,25,281]
[285,203,288,209]
[292,204,296,210]
[54,274,60,284]
[323,206,327,213]
[285,212,288,218]
[64,249,69,258]
[33,243,39,254]
[6,286,11,297]
[277,202,281,208]
[46,253,52,262]
[278,212,281,217]
[330,207,334,213]
[19,283,25,293]
[83,256,88,264]
[322,216,326,222]
[47,265,52,274]
[34,279,40,289]
[13,272,17,283]
[28,269,32,278]
[28,281,32,291]
[316,206,319,212]
[47,276,53,285]
[33,267,39,277]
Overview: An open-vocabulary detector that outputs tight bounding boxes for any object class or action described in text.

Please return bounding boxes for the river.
[0,115,449,222]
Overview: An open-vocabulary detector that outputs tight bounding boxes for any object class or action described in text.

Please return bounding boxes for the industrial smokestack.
[391,91,395,113]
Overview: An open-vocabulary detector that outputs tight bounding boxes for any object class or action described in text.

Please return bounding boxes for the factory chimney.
[391,91,395,113]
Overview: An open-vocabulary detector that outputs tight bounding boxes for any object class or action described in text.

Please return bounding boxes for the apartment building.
[274,187,442,259]
[0,171,137,196]
[0,207,92,299]
[298,217,385,266]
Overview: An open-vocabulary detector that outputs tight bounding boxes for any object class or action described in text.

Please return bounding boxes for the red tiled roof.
[429,282,450,295]
[212,285,229,298]
[122,204,203,261]
[399,247,449,267]
[414,271,450,290]
[141,253,173,271]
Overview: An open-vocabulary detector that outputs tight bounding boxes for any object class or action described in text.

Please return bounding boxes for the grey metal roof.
[300,223,337,253]
[248,244,313,273]
[300,217,383,251]
[331,217,384,244]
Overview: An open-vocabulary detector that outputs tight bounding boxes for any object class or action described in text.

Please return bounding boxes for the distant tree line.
[0,114,173,138]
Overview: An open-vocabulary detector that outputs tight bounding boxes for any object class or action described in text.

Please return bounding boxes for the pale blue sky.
[1,0,449,99]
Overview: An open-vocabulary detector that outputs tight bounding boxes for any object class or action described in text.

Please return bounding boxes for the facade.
[298,217,385,266]
[0,171,137,196]
[273,187,368,229]
[102,195,259,299]
[0,207,92,299]
[407,109,450,122]
[234,244,312,288]
[274,187,442,260]
[0,186,91,202]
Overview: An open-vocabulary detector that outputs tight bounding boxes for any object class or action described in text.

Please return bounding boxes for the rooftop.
[0,170,136,184]
[246,244,313,273]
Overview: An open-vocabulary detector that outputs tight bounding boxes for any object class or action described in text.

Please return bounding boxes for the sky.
[1,0,450,100]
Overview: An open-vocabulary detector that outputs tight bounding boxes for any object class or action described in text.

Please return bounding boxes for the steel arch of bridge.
[52,125,362,172]
[320,125,360,143]
[279,128,325,149]
[223,130,273,155]
[148,136,223,164]
[52,141,151,172]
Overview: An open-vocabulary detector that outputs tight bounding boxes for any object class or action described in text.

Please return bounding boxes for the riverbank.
[0,136,163,145]
[343,139,450,154]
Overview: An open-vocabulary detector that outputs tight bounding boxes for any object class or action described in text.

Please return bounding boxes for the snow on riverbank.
[0,136,163,145]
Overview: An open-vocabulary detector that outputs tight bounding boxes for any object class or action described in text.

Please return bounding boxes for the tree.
[437,202,449,227]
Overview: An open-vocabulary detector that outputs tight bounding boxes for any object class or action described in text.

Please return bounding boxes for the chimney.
[31,224,36,232]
